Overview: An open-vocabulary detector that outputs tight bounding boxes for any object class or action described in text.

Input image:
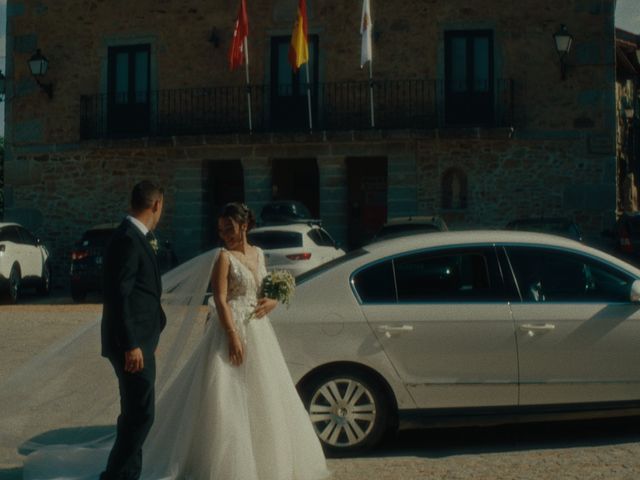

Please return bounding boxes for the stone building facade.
[616,28,640,212]
[3,0,618,285]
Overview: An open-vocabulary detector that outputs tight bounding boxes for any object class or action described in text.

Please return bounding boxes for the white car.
[270,230,640,455]
[248,223,345,276]
[0,223,51,302]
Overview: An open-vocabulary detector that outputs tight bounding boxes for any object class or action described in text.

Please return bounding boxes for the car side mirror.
[631,280,640,304]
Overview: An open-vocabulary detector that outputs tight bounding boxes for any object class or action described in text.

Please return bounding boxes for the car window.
[248,231,303,249]
[0,226,22,244]
[17,227,37,245]
[297,248,368,284]
[308,228,335,247]
[81,229,116,248]
[505,247,634,303]
[393,248,502,302]
[352,260,396,303]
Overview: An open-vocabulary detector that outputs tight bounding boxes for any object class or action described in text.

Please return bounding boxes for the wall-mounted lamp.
[28,49,53,99]
[553,24,573,81]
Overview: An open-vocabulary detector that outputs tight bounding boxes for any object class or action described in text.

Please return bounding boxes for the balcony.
[80,79,514,140]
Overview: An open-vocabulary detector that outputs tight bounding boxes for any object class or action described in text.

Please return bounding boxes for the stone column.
[242,157,272,220]
[387,154,418,219]
[318,155,348,247]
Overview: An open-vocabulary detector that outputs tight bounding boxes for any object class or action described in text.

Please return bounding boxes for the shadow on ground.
[363,416,640,459]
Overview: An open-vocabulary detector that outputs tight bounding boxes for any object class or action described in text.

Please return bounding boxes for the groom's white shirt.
[126,215,149,237]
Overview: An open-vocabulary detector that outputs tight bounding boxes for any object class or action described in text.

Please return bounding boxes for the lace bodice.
[222,246,267,306]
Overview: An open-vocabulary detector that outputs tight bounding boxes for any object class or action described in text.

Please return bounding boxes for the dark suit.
[100,219,166,480]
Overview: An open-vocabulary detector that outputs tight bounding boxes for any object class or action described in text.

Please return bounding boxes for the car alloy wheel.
[304,373,388,454]
[8,265,20,303]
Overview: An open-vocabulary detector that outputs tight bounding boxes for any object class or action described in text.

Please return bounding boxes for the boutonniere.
[149,238,159,254]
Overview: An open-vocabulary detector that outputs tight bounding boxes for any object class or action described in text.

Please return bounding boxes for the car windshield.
[377,223,440,238]
[80,229,115,248]
[261,203,311,220]
[248,231,303,249]
[296,248,369,284]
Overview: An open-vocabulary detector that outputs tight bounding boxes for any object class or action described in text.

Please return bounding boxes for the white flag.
[360,0,372,68]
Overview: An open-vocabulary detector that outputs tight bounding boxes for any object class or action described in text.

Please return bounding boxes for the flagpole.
[243,37,253,134]
[305,63,313,132]
[368,60,375,128]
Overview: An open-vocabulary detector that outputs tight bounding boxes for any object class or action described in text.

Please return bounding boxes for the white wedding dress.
[23,248,330,480]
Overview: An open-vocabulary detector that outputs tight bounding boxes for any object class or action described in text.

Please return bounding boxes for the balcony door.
[445,31,494,126]
[108,44,151,136]
[270,36,318,130]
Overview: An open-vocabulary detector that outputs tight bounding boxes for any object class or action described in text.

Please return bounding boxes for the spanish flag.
[288,0,309,72]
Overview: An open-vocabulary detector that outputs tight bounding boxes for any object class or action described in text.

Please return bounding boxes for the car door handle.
[520,323,556,336]
[377,325,414,338]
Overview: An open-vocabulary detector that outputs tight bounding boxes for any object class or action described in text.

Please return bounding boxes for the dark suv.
[505,217,583,242]
[70,223,177,301]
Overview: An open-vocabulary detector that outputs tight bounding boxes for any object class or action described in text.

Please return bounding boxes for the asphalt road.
[2,291,640,479]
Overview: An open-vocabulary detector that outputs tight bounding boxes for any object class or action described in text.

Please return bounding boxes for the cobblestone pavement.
[2,292,640,479]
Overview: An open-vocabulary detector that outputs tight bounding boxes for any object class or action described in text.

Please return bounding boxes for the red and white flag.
[360,0,373,68]
[229,0,249,71]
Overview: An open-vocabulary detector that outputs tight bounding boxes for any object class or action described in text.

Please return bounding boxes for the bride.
[19,202,329,480]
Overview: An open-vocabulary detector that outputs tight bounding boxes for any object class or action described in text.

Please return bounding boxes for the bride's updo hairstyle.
[220,202,257,231]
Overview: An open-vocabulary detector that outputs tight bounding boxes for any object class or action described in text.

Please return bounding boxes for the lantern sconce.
[28,49,53,99]
[553,24,573,81]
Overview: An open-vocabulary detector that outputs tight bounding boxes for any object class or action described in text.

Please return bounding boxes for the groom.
[100,180,167,480]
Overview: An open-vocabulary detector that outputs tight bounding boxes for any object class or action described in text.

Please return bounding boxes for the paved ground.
[2,291,640,479]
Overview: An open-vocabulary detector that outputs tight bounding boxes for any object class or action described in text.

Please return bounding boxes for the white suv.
[0,223,51,302]
[248,223,345,277]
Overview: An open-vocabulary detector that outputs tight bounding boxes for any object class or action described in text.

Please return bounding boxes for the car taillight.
[72,250,89,261]
[286,253,312,260]
[620,227,633,253]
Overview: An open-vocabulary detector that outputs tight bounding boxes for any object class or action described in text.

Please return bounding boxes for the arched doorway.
[203,160,245,247]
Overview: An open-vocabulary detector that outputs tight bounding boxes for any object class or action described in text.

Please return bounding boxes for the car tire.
[300,369,390,457]
[71,285,87,302]
[7,264,21,304]
[37,262,51,296]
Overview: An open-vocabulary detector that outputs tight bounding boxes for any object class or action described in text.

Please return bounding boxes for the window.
[107,44,151,136]
[17,227,37,245]
[445,30,494,125]
[308,228,335,247]
[506,247,634,303]
[270,35,319,130]
[247,231,303,250]
[0,227,21,243]
[393,249,501,302]
[352,260,396,303]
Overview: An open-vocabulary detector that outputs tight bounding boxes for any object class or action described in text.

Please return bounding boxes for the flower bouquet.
[260,269,296,306]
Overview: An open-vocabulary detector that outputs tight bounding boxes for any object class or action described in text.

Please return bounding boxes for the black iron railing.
[80,79,514,140]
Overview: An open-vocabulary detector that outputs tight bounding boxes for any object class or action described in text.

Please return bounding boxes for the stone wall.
[416,137,616,240]
[5,0,615,147]
[6,131,615,288]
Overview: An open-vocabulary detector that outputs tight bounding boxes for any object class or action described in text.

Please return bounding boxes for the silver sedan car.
[270,231,640,455]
